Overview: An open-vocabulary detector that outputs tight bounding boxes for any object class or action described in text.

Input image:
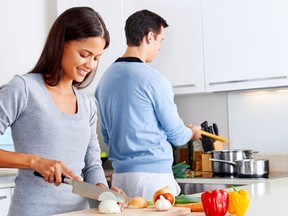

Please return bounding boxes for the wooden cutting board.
[54,206,190,216]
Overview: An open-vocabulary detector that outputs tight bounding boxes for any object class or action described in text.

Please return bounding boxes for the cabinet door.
[123,0,205,94]
[57,0,125,95]
[0,188,11,216]
[203,0,288,92]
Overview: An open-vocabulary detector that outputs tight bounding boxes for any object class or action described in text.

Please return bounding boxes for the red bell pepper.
[201,189,229,216]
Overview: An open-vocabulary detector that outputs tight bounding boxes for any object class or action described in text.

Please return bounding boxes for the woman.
[0,7,117,215]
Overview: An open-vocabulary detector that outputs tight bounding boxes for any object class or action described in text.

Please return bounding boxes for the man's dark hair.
[125,9,168,46]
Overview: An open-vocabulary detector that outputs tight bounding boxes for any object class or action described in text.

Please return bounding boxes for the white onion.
[98,191,118,201]
[98,200,121,214]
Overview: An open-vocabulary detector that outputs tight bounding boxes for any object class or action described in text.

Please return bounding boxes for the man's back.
[96,58,188,173]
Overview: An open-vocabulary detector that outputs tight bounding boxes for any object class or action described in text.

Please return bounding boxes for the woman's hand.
[96,184,127,211]
[110,186,126,211]
[31,156,82,186]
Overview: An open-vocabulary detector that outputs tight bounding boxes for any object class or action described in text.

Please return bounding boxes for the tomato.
[154,193,175,205]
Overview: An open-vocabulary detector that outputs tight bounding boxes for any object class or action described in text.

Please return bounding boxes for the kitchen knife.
[33,171,131,202]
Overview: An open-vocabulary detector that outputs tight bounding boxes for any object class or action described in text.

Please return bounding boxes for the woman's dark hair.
[125,9,168,46]
[30,7,110,89]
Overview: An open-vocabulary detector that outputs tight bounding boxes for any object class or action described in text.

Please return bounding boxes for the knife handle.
[33,171,67,183]
[200,130,229,143]
[213,123,219,136]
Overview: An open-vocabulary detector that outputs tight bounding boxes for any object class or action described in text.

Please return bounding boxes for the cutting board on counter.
[54,207,190,216]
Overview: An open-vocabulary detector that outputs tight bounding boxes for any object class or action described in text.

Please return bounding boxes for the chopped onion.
[98,200,121,214]
[98,191,118,201]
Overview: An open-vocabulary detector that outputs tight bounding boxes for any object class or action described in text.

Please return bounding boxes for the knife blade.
[33,171,131,202]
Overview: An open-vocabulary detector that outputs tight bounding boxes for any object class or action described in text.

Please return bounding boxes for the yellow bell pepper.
[228,186,250,216]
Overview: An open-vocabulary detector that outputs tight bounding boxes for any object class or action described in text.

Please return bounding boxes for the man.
[95,9,201,200]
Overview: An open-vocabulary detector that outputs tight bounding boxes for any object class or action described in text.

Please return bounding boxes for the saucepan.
[210,158,269,178]
[210,149,256,175]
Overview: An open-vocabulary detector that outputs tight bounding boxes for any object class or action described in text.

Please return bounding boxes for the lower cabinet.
[0,187,13,216]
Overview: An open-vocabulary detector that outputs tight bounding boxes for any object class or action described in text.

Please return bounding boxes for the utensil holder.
[202,153,212,172]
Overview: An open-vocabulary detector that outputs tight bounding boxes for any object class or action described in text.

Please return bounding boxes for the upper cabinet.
[123,0,205,94]
[57,0,288,94]
[202,0,288,92]
[124,0,288,93]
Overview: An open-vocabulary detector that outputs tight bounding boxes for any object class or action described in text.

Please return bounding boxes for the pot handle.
[209,158,236,166]
[243,150,259,159]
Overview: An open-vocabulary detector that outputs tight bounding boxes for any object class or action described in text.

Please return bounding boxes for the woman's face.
[61,36,106,83]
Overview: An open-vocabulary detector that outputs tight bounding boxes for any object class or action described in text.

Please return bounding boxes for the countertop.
[54,175,288,215]
[0,169,17,188]
[3,169,288,215]
[176,171,288,185]
[189,176,288,215]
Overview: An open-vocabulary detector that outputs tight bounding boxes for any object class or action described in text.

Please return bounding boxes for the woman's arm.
[0,149,81,185]
[0,149,37,169]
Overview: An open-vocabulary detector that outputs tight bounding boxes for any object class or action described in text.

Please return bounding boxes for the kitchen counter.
[4,168,288,215]
[0,169,17,188]
[176,171,288,185]
[53,176,288,215]
[189,176,288,215]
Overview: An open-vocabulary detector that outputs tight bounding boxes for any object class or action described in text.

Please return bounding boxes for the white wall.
[0,0,57,85]
[175,93,230,149]
[228,90,288,153]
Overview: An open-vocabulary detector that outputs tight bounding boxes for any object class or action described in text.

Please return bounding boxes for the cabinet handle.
[209,76,288,86]
[0,195,7,200]
[173,84,196,88]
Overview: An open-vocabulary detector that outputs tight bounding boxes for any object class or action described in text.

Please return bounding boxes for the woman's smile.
[77,67,90,78]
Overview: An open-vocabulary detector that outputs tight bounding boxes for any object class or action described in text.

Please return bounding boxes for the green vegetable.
[146,200,154,206]
[174,195,201,204]
[172,161,189,171]
[172,161,190,178]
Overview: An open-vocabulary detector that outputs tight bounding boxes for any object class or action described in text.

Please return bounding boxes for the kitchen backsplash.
[254,153,288,172]
[174,89,288,172]
[175,89,288,154]
[228,90,288,153]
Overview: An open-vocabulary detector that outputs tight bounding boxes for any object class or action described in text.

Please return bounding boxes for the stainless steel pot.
[210,158,269,178]
[210,149,255,175]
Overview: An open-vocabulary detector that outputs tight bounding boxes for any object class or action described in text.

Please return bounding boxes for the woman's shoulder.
[20,73,42,83]
[8,73,42,86]
[1,73,36,90]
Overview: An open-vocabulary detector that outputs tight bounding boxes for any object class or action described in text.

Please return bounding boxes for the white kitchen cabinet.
[0,187,12,216]
[57,0,288,94]
[123,0,205,94]
[202,0,288,92]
